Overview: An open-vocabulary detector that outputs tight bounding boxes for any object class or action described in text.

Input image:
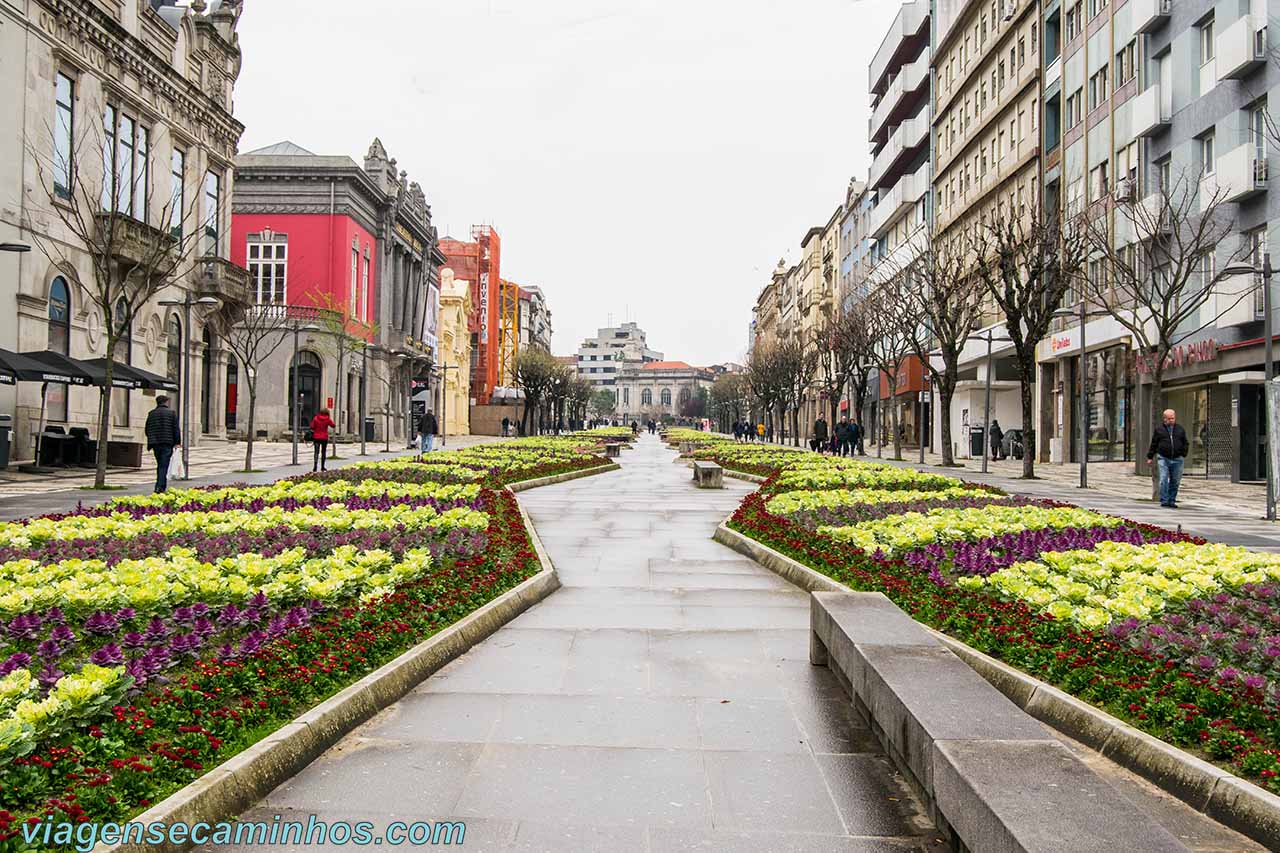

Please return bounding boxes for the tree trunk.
[243,382,256,472]
[1149,362,1166,501]
[95,342,116,488]
[1018,360,1036,479]
[887,379,902,460]
[938,370,957,467]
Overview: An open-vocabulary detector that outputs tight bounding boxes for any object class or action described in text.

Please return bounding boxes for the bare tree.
[864,280,918,460]
[812,308,864,438]
[843,303,876,454]
[514,347,555,435]
[974,201,1090,478]
[775,336,814,447]
[27,118,210,486]
[221,305,299,471]
[889,228,983,466]
[709,372,750,432]
[313,291,377,454]
[747,343,788,441]
[1083,168,1247,493]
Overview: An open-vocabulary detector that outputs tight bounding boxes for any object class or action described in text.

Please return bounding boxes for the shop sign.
[1050,334,1074,353]
[1134,339,1218,374]
[479,274,489,344]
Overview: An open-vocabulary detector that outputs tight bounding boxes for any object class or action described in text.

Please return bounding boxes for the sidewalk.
[0,434,501,522]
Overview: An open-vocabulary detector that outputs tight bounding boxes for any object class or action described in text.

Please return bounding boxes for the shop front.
[880,357,930,449]
[1036,317,1135,465]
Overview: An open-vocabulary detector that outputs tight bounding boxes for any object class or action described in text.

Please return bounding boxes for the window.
[1116,41,1136,88]
[1253,104,1269,166]
[641,388,652,406]
[117,114,134,216]
[1158,157,1172,193]
[202,171,221,256]
[622,387,630,404]
[660,388,672,407]
[361,252,370,322]
[47,277,70,422]
[247,234,287,304]
[1200,20,1215,64]
[1088,65,1109,111]
[100,105,115,210]
[169,149,185,239]
[1066,89,1083,128]
[1200,132,1216,175]
[350,244,359,314]
[1065,4,1081,41]
[54,74,74,200]
[1089,0,1107,19]
[1018,36,1026,67]
[1090,161,1110,200]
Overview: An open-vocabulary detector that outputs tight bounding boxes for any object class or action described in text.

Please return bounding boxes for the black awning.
[79,358,180,392]
[0,349,93,386]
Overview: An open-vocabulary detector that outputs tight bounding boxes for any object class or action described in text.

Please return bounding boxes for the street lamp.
[970,330,1013,474]
[158,294,220,480]
[1219,255,1274,519]
[1050,301,1112,489]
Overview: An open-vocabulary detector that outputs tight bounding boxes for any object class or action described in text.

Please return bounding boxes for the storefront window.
[1084,347,1131,461]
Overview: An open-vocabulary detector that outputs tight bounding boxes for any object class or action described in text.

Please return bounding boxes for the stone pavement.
[0,434,500,522]
[217,434,946,852]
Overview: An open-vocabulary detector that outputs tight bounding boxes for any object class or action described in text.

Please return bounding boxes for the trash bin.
[969,425,985,458]
[0,415,11,469]
[364,417,375,441]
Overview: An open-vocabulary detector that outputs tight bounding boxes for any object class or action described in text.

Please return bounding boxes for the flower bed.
[0,437,605,834]
[723,446,1280,793]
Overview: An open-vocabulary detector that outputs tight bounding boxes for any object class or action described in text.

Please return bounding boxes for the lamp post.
[158,295,220,480]
[0,243,32,253]
[972,330,1013,475]
[359,344,368,456]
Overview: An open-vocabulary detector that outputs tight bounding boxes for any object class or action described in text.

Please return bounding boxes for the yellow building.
[438,269,472,436]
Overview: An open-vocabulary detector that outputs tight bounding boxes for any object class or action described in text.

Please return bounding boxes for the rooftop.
[643,361,693,371]
[242,140,316,157]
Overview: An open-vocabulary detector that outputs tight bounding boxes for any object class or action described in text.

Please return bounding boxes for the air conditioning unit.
[1003,5,1016,22]
[1113,178,1135,203]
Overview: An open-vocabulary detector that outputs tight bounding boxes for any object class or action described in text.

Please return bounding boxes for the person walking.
[760,422,768,443]
[811,414,829,453]
[851,419,863,455]
[501,416,510,437]
[1147,409,1189,508]
[310,407,335,472]
[145,395,182,493]
[419,409,439,455]
[989,420,1005,461]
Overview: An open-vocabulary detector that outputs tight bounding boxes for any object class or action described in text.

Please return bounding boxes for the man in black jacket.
[1147,408,1189,508]
[811,415,828,453]
[419,410,438,456]
[144,396,182,493]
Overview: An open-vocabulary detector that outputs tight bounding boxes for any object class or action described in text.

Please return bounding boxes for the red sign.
[1135,339,1219,374]
[1050,335,1073,352]
[327,397,334,409]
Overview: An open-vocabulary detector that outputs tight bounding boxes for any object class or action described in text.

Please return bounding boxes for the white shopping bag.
[168,451,185,480]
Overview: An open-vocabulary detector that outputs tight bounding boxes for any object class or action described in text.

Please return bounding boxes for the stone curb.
[713,520,1280,850]
[94,477,574,853]
[723,469,767,484]
[505,462,620,492]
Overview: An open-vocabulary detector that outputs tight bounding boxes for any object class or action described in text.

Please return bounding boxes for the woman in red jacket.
[310,407,335,472]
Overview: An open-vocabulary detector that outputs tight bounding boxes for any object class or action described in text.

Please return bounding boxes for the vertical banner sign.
[1267,378,1280,518]
[479,274,489,344]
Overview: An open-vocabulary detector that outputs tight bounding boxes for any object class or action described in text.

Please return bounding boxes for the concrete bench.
[604,442,621,459]
[810,591,1188,853]
[691,460,723,489]
[678,440,695,456]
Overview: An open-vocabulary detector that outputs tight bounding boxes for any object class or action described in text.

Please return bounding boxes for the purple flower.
[35,640,60,660]
[48,625,75,646]
[89,644,124,666]
[143,617,171,644]
[8,614,41,641]
[44,608,65,625]
[1192,655,1218,671]
[114,607,136,623]
[217,604,243,627]
[36,663,63,690]
[121,631,146,649]
[1244,674,1268,691]
[83,610,119,636]
[172,606,194,625]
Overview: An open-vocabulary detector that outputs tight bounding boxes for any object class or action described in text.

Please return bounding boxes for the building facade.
[2,0,248,462]
[439,227,502,405]
[437,268,471,437]
[613,361,715,424]
[517,285,552,352]
[229,138,444,443]
[575,322,663,390]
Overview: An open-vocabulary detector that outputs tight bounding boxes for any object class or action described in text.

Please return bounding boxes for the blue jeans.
[421,433,434,453]
[1158,456,1184,505]
[153,445,174,493]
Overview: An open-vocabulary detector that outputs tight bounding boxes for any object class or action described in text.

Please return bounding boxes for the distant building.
[613,361,715,423]
[517,285,552,352]
[575,322,662,389]
[437,269,471,436]
[439,227,501,404]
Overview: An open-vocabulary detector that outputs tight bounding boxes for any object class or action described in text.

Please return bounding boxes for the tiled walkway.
[222,434,943,852]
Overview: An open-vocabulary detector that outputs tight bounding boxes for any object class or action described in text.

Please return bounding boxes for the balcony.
[869,1,928,94]
[870,51,929,140]
[195,256,253,307]
[1201,143,1268,208]
[1215,270,1263,327]
[1218,15,1266,79]
[1044,55,1061,88]
[1132,84,1170,136]
[1132,0,1171,33]
[867,163,929,241]
[869,113,930,189]
[93,211,177,275]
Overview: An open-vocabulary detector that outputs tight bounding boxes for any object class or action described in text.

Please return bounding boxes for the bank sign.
[1134,339,1219,374]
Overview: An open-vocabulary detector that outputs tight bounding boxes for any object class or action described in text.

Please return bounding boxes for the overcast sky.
[234,0,896,366]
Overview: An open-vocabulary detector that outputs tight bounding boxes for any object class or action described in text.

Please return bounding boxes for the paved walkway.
[224,434,944,852]
[0,434,500,522]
